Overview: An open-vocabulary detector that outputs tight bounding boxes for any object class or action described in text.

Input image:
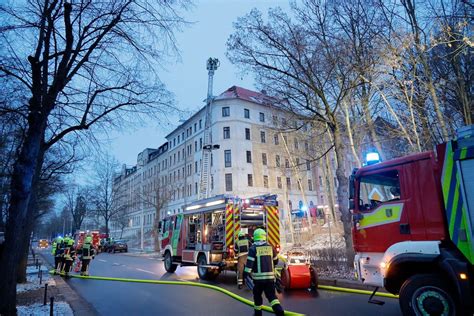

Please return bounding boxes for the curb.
[39,253,99,316]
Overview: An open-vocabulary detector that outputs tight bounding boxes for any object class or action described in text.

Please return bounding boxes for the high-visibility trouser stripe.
[270,299,280,306]
[254,305,262,310]
[244,267,252,273]
[253,275,275,280]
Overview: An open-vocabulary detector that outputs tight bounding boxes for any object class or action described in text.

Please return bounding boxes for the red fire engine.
[159,195,280,280]
[350,125,474,315]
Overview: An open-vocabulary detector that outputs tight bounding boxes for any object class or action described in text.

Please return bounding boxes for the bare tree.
[227,3,357,261]
[0,1,188,312]
[63,186,89,233]
[91,154,121,236]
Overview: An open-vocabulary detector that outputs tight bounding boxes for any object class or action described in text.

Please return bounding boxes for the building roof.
[214,85,276,105]
[165,86,276,139]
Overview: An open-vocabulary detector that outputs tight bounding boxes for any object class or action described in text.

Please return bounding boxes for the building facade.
[110,86,356,248]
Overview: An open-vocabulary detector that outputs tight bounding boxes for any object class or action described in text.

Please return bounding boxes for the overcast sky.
[105,0,291,167]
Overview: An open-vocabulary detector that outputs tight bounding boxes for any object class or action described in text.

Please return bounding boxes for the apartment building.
[111,86,355,247]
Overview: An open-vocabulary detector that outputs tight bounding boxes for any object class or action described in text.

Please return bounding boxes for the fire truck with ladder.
[159,194,281,280]
[349,125,474,315]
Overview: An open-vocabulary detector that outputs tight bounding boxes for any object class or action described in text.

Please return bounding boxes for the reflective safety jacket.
[51,242,57,255]
[56,240,65,257]
[80,243,95,260]
[244,242,278,281]
[236,238,250,256]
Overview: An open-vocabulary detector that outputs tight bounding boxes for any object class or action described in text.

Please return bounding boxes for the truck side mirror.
[349,199,355,211]
[349,175,355,200]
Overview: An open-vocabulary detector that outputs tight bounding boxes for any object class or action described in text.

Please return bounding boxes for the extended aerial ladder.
[198,58,220,200]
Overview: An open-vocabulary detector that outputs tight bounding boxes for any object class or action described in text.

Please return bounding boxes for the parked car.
[108,240,128,253]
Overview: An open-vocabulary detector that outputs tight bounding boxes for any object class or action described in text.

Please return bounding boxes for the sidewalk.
[37,252,99,315]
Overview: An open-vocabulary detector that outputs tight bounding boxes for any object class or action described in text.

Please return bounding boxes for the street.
[41,249,401,316]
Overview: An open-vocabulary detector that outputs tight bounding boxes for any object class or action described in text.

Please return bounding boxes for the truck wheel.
[197,255,213,280]
[399,274,457,316]
[164,251,177,273]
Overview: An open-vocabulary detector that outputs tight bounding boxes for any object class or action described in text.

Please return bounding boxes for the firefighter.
[62,238,76,277]
[56,236,67,274]
[243,228,284,316]
[52,236,63,272]
[235,231,250,289]
[79,235,95,276]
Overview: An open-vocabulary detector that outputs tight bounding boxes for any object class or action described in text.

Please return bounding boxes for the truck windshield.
[359,170,400,211]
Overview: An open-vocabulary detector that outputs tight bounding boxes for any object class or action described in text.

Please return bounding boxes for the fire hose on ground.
[49,270,397,315]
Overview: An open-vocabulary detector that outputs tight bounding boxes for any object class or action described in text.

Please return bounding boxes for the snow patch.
[17,302,73,316]
[26,265,49,274]
[17,272,55,293]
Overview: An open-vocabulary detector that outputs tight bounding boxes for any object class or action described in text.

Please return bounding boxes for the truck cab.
[350,125,474,315]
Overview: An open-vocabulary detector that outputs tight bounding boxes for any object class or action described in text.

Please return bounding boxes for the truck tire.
[399,274,457,316]
[164,251,177,273]
[197,255,217,280]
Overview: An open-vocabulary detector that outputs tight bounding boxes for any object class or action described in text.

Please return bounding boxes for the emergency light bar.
[366,152,380,165]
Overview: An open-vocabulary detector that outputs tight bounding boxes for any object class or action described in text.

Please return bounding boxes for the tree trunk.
[16,244,30,284]
[105,217,109,236]
[331,122,354,266]
[0,108,46,315]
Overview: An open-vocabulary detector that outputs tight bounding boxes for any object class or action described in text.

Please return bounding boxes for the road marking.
[136,268,155,275]
[98,259,107,262]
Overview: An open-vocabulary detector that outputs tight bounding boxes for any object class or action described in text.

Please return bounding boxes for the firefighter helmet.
[253,228,266,242]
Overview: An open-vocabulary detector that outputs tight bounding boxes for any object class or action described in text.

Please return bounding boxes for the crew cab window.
[359,170,401,211]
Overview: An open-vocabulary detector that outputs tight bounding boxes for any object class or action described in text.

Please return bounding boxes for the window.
[259,112,265,122]
[286,177,291,190]
[277,177,282,189]
[294,139,299,149]
[285,158,290,168]
[283,135,288,144]
[195,161,198,173]
[276,155,280,167]
[296,158,300,166]
[308,179,313,191]
[194,123,197,132]
[245,128,250,140]
[262,153,267,165]
[274,134,279,145]
[246,151,252,163]
[247,174,253,187]
[223,126,230,139]
[178,135,180,143]
[224,150,232,167]
[359,170,401,211]
[200,138,202,149]
[244,108,250,119]
[263,175,269,188]
[225,173,233,191]
[195,182,198,194]
[222,107,230,117]
[260,131,266,143]
[306,160,311,171]
[199,119,202,129]
[319,176,323,186]
[305,142,309,152]
[195,141,198,152]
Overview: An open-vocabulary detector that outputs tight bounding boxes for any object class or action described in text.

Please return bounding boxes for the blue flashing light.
[301,205,308,212]
[366,152,380,165]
